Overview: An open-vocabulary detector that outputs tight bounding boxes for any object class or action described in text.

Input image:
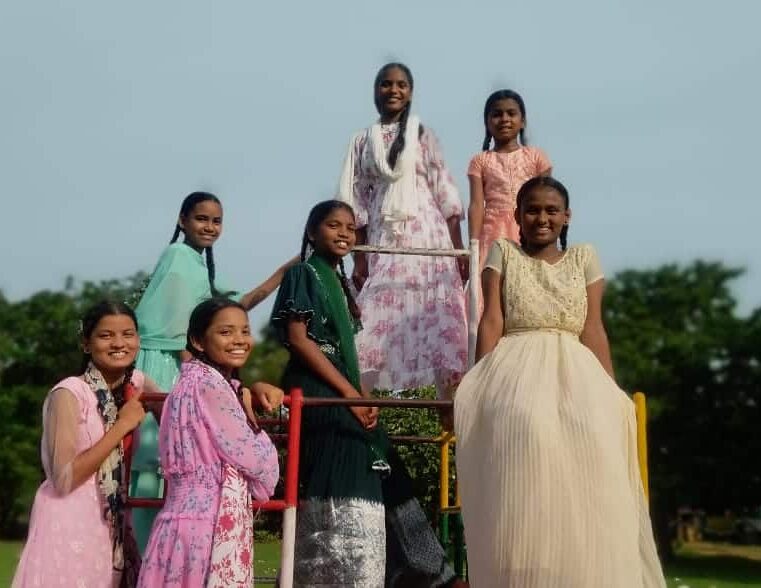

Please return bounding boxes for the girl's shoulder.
[565,243,600,267]
[49,376,89,399]
[522,145,552,169]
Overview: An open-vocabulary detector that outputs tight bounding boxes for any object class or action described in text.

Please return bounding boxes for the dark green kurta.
[271,260,386,502]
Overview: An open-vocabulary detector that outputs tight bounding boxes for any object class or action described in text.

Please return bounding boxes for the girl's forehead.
[522,186,565,206]
[190,200,223,215]
[324,208,355,222]
[380,67,409,83]
[491,98,522,112]
[92,314,137,332]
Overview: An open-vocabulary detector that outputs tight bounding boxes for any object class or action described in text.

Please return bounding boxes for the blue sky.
[3,1,760,329]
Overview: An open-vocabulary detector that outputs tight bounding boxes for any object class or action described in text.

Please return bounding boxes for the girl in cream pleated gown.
[454,176,665,587]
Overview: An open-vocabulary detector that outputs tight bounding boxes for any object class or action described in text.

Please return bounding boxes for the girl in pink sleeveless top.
[13,301,151,588]
[467,89,552,270]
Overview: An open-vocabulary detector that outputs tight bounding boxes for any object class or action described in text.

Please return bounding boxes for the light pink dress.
[349,123,468,393]
[468,146,552,267]
[13,371,145,588]
[137,360,279,588]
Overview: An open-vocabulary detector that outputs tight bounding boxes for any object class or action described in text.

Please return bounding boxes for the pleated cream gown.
[455,240,666,588]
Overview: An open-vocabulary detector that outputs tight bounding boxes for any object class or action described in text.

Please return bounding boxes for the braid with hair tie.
[337,259,361,320]
[482,131,492,151]
[387,103,411,169]
[205,246,219,296]
[170,225,182,243]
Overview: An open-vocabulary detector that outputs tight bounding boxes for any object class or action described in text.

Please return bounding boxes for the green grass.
[0,541,22,587]
[0,540,282,586]
[4,539,761,586]
[664,543,761,587]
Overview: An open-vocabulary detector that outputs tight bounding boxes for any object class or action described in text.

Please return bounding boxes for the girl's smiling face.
[375,66,412,119]
[180,199,223,252]
[190,306,253,374]
[309,207,356,262]
[487,98,525,146]
[83,314,139,375]
[516,186,571,249]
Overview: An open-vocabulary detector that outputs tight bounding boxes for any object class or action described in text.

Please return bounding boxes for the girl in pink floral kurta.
[337,63,468,396]
[468,89,552,269]
[138,299,279,587]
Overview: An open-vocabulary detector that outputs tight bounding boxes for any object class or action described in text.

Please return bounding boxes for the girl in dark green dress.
[271,201,464,587]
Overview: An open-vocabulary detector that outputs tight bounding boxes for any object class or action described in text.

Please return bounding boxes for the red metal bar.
[302,397,452,409]
[284,389,303,509]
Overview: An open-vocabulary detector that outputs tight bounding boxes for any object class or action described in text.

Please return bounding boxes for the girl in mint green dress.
[131,191,295,553]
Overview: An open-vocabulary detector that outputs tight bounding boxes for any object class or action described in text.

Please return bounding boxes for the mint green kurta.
[131,242,239,553]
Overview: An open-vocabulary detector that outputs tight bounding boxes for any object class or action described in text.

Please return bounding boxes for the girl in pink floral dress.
[337,62,468,396]
[468,89,552,269]
[138,298,280,587]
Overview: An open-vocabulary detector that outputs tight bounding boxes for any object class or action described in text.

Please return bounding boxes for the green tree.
[605,261,761,558]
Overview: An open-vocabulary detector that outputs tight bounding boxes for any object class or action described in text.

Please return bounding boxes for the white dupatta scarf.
[337,115,421,235]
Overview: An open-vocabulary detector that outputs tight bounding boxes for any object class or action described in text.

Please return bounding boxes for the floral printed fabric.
[207,464,254,587]
[348,123,468,393]
[137,361,279,587]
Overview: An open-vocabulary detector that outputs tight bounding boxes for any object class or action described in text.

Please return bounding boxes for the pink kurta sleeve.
[531,146,552,174]
[41,387,81,495]
[467,152,486,178]
[197,377,279,502]
[422,127,463,220]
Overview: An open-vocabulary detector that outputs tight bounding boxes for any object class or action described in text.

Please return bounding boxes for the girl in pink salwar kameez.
[138,298,280,587]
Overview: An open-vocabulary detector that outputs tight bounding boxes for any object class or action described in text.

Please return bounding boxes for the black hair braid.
[482,131,492,151]
[300,229,310,262]
[205,246,220,296]
[170,225,182,243]
[387,103,411,169]
[337,259,361,320]
[560,225,569,251]
[113,363,136,408]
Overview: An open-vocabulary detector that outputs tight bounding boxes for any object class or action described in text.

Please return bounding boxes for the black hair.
[300,200,361,321]
[374,62,415,169]
[481,89,527,151]
[171,191,223,296]
[186,297,248,384]
[80,300,138,406]
[515,176,570,251]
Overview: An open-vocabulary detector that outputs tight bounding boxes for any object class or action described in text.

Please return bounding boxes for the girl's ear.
[188,336,204,354]
[178,215,186,231]
[564,208,572,225]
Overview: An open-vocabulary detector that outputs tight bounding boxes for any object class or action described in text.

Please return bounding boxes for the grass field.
[3,540,761,586]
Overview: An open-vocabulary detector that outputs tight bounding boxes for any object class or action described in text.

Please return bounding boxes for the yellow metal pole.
[440,433,451,510]
[633,392,649,502]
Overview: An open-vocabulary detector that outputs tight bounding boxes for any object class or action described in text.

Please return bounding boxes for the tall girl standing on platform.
[13,301,149,588]
[130,191,294,552]
[336,62,468,397]
[271,201,465,587]
[468,89,552,270]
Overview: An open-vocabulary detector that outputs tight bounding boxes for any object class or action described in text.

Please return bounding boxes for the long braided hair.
[481,89,527,151]
[186,297,247,387]
[80,300,138,406]
[300,200,361,320]
[515,176,570,251]
[374,62,415,169]
[171,191,223,296]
